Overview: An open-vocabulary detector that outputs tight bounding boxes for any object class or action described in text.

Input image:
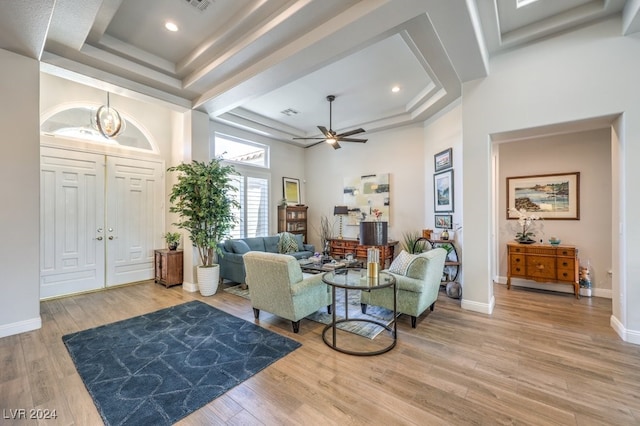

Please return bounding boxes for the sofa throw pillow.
[278,232,299,254]
[293,233,305,251]
[231,239,251,254]
[388,250,417,276]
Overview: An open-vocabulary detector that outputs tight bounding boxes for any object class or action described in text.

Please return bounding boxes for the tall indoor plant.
[168,158,239,295]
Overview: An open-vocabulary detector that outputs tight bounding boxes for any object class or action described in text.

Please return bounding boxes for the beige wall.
[0,49,41,337]
[304,122,426,250]
[496,129,612,296]
[462,17,640,342]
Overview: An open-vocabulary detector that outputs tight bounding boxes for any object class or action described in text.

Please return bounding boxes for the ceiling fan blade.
[338,137,367,143]
[317,126,332,138]
[331,141,342,150]
[336,128,365,138]
[304,140,327,148]
[293,137,326,140]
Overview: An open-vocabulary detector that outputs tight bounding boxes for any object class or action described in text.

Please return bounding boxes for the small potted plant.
[164,232,181,250]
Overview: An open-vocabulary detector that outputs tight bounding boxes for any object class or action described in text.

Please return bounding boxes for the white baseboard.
[0,316,42,338]
[495,276,611,299]
[461,295,495,315]
[181,281,198,293]
[611,315,640,345]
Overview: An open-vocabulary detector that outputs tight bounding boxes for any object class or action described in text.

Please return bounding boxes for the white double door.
[40,147,163,299]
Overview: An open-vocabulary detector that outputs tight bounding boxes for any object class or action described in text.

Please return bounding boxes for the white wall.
[462,17,640,342]
[304,123,426,251]
[0,49,41,337]
[496,129,612,296]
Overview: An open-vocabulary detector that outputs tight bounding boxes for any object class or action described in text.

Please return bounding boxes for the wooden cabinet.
[154,249,183,288]
[278,205,308,242]
[506,242,579,298]
[328,238,398,269]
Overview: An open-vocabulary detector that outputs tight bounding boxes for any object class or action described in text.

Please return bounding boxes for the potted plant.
[401,231,427,254]
[164,232,181,250]
[167,158,239,296]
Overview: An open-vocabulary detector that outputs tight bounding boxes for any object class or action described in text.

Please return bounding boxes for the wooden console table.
[506,242,579,298]
[328,238,398,269]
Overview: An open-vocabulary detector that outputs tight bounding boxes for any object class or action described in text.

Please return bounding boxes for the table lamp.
[359,221,388,278]
[333,206,348,239]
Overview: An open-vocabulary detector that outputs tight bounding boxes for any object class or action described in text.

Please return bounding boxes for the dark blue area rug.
[62,300,301,426]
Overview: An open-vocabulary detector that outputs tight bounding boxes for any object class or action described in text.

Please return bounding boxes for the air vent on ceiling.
[280,108,299,116]
[183,0,211,12]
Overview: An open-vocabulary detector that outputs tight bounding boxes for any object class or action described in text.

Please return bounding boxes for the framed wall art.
[434,148,452,172]
[434,169,454,213]
[343,173,390,225]
[282,177,301,205]
[435,214,453,229]
[506,172,580,220]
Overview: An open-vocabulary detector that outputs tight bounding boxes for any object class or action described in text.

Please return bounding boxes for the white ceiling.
[1,0,639,147]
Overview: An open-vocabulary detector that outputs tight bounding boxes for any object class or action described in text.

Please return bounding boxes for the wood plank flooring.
[1,281,639,425]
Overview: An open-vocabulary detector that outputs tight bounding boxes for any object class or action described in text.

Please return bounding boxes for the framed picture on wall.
[283,177,301,205]
[506,172,580,220]
[435,214,453,229]
[434,148,453,172]
[434,169,454,213]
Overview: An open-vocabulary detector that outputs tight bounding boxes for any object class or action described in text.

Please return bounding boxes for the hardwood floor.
[1,281,639,425]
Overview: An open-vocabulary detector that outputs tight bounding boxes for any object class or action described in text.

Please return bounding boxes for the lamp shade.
[333,205,348,215]
[359,221,388,246]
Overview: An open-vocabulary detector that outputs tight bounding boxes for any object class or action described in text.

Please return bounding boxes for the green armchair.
[361,248,447,328]
[243,251,331,333]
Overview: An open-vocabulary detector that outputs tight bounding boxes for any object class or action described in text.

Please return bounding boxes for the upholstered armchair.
[243,251,331,333]
[361,248,447,328]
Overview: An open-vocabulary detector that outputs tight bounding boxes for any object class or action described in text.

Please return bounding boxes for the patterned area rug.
[62,301,300,426]
[223,284,396,339]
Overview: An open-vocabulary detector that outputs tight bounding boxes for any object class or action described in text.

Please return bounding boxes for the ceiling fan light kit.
[294,95,368,149]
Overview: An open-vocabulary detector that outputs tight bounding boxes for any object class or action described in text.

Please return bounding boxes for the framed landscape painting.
[434,169,454,213]
[434,148,452,172]
[507,172,580,220]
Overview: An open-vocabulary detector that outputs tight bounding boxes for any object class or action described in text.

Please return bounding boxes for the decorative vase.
[197,265,219,296]
[168,243,178,251]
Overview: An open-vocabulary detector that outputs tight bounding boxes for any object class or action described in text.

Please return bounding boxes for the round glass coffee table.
[321,268,396,356]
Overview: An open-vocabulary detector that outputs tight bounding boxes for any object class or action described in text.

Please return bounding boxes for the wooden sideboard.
[328,238,398,268]
[506,242,579,298]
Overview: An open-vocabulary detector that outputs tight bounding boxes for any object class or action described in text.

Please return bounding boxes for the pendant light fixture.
[92,92,125,138]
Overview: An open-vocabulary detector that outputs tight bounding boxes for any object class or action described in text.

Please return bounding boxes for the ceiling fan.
[294,95,367,149]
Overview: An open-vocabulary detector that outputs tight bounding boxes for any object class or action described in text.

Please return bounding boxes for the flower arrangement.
[371,208,383,221]
[508,208,541,242]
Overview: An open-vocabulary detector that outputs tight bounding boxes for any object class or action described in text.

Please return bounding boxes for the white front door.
[40,147,106,298]
[40,147,163,298]
[106,156,163,286]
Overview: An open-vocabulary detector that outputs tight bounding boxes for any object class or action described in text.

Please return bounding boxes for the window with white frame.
[215,133,269,168]
[228,171,269,239]
[215,133,270,239]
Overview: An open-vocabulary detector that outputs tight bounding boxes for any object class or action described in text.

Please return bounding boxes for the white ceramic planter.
[197,265,219,296]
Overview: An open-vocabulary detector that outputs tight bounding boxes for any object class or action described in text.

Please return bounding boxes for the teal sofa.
[217,235,314,284]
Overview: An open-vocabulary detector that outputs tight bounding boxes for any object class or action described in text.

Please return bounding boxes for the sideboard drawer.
[557,247,576,257]
[510,255,526,276]
[526,256,556,280]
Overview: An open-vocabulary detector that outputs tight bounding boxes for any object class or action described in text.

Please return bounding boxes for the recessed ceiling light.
[391,86,400,93]
[516,0,539,8]
[164,21,179,32]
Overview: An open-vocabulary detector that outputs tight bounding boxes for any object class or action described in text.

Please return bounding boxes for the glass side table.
[321,268,396,356]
